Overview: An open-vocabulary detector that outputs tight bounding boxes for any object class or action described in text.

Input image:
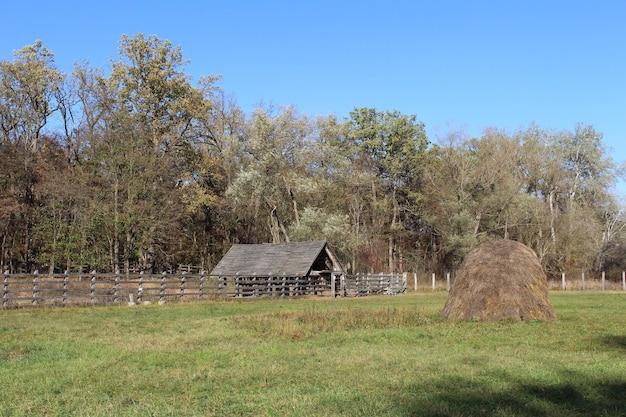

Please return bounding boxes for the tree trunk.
[473,212,482,235]
[268,204,281,244]
[125,229,132,274]
[388,235,394,273]
[284,176,300,227]
[113,179,120,273]
[548,189,557,248]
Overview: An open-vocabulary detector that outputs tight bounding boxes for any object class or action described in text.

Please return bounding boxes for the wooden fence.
[1,271,407,309]
[333,272,407,297]
[4,269,623,309]
[414,271,626,291]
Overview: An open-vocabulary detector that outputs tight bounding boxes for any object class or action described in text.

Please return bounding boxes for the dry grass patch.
[232,306,437,338]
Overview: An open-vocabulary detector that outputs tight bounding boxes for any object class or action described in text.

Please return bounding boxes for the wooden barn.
[209,240,343,297]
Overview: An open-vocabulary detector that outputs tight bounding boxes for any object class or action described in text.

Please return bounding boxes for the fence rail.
[1,271,407,309]
[333,272,407,297]
[413,271,626,291]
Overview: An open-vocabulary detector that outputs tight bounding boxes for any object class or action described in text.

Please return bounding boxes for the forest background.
[1,34,624,276]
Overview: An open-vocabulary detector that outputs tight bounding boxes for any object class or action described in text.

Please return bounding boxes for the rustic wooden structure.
[1,270,406,308]
[0,242,408,308]
[209,240,343,297]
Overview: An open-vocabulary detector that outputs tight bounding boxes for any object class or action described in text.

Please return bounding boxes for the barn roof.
[209,240,340,277]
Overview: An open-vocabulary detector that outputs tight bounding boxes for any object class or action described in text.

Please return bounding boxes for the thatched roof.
[442,239,556,322]
[209,240,342,277]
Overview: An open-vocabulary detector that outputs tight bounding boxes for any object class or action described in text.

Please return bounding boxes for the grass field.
[1,291,625,416]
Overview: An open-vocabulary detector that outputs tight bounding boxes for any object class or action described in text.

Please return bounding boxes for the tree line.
[1,34,624,276]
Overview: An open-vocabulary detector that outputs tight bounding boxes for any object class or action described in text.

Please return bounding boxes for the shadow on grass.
[394,370,626,417]
[600,335,626,352]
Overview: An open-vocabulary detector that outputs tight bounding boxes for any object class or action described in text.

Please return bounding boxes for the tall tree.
[0,40,63,151]
[344,108,430,272]
[423,128,542,270]
[110,33,207,155]
[91,33,215,272]
[0,41,63,271]
[515,124,622,273]
[226,105,313,243]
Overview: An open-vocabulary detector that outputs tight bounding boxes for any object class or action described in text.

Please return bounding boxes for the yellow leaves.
[1,40,63,152]
[181,182,220,213]
[179,155,225,213]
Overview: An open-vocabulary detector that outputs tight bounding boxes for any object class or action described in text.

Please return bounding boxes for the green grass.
[1,292,625,416]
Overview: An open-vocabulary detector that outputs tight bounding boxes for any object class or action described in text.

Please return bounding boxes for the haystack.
[442,239,556,322]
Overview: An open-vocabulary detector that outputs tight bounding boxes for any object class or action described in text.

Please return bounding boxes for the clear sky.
[2,0,625,192]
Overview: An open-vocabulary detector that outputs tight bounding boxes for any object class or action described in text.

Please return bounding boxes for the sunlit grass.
[1,292,625,416]
[233,305,438,339]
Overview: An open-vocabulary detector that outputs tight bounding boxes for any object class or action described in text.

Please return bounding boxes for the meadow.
[1,291,625,416]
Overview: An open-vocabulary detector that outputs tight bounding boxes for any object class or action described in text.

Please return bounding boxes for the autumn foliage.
[1,35,624,275]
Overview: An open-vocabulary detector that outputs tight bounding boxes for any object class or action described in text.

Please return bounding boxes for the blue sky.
[2,0,625,192]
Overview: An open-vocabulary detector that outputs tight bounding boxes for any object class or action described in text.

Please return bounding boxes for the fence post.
[137,272,144,303]
[114,271,120,303]
[33,270,39,305]
[623,271,625,292]
[90,270,96,302]
[403,272,407,294]
[446,272,451,291]
[180,272,186,299]
[282,275,288,297]
[602,271,606,291]
[199,272,205,298]
[160,272,166,303]
[331,273,336,298]
[582,272,585,290]
[3,270,9,308]
[340,273,346,297]
[432,272,436,290]
[63,270,69,305]
[561,272,566,290]
[253,276,258,297]
[414,272,417,291]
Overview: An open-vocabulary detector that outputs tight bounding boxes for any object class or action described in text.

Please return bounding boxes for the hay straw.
[442,239,556,322]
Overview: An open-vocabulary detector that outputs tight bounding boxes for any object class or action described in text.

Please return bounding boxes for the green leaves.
[346,107,429,186]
